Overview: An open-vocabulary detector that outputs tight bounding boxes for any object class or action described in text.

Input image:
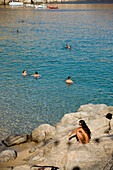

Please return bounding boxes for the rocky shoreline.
[0,103,113,170]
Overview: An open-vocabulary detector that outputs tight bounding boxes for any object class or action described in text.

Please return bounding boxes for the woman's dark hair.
[68,76,71,79]
[79,120,91,139]
[23,70,25,73]
[35,71,38,74]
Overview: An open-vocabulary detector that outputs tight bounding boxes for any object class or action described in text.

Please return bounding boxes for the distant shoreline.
[60,1,113,4]
[0,1,113,6]
[0,1,113,5]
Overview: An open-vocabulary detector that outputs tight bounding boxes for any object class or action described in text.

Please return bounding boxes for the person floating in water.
[66,76,73,84]
[31,71,41,78]
[65,45,68,48]
[68,120,91,145]
[22,70,27,76]
[68,46,72,49]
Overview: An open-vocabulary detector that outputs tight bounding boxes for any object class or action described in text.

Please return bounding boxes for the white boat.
[9,1,23,6]
[26,4,34,7]
[35,4,46,9]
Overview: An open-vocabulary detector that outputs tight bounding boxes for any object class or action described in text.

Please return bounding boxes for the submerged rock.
[3,134,28,146]
[0,150,17,162]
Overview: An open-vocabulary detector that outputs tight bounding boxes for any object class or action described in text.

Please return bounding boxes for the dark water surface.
[0,3,113,139]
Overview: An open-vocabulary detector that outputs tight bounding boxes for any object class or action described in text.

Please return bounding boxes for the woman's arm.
[68,128,80,138]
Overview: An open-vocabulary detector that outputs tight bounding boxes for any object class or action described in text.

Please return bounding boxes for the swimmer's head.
[35,71,38,74]
[23,70,26,73]
[68,76,71,79]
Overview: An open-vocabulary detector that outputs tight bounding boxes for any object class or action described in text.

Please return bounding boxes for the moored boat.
[9,0,23,6]
[26,4,34,7]
[47,6,58,9]
[35,4,46,9]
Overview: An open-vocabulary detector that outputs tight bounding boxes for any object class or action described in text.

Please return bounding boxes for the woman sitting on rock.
[68,120,91,145]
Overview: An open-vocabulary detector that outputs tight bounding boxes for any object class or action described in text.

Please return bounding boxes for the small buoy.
[107,13,109,14]
[11,30,13,32]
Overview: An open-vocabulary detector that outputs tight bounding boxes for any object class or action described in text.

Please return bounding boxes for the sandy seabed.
[0,142,37,169]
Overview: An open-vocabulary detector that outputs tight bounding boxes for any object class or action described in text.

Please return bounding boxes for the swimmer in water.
[22,70,27,76]
[31,71,41,78]
[68,46,72,49]
[65,45,68,48]
[65,76,73,84]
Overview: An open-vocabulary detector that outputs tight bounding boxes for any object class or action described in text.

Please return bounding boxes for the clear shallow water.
[0,5,113,140]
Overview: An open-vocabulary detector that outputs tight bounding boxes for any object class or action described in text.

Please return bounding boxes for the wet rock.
[3,134,28,146]
[0,150,17,162]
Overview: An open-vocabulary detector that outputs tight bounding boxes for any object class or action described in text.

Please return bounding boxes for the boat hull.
[47,6,58,9]
[9,2,23,6]
[35,4,46,9]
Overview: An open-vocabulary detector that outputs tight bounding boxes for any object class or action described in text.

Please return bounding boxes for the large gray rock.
[3,134,28,146]
[77,103,107,114]
[56,104,108,128]
[2,104,113,170]
[31,124,55,143]
[25,104,113,170]
[27,134,113,170]
[0,150,17,162]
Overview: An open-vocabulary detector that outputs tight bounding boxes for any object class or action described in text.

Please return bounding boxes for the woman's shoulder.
[76,127,81,131]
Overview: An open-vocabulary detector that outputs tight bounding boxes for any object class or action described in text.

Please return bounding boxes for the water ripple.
[0,6,113,139]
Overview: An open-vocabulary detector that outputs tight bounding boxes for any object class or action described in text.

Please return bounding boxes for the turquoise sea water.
[0,5,113,139]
